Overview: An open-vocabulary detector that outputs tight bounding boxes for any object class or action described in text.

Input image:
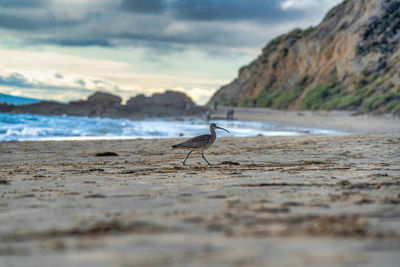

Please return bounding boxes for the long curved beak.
[216,126,230,133]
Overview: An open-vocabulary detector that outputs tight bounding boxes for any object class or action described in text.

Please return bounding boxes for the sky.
[0,0,342,105]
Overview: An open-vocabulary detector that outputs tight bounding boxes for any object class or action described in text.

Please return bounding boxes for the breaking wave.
[0,113,344,141]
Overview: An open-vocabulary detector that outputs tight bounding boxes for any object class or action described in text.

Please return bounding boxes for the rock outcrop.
[7,101,72,116]
[0,90,204,118]
[126,90,201,116]
[209,0,400,115]
[69,92,123,117]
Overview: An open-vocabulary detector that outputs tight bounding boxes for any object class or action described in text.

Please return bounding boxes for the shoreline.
[209,106,400,134]
[0,110,349,142]
[2,107,400,142]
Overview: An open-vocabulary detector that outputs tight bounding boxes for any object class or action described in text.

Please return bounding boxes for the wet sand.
[1,128,399,266]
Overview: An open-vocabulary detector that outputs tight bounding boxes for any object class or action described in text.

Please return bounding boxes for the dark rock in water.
[0,103,16,113]
[95,152,119,157]
[126,94,147,108]
[69,92,124,117]
[127,90,193,108]
[87,92,122,106]
[10,101,70,116]
[2,90,205,118]
[127,90,205,116]
[71,92,121,107]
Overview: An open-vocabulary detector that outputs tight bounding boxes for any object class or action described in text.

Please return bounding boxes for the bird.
[172,123,230,166]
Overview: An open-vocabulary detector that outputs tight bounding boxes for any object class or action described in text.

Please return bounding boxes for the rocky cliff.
[0,90,204,118]
[209,0,400,115]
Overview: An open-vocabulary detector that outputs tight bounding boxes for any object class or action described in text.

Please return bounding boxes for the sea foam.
[0,113,344,141]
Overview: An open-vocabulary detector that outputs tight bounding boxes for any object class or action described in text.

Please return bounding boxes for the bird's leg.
[183,151,192,166]
[202,152,211,166]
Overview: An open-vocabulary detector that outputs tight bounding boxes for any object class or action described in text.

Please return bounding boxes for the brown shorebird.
[172,123,229,166]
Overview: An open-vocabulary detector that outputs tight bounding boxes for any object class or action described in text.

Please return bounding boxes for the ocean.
[0,113,343,142]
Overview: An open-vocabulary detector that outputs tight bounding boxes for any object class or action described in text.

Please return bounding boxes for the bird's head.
[210,123,230,133]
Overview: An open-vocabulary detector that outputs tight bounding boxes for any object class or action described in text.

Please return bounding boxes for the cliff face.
[209,0,400,115]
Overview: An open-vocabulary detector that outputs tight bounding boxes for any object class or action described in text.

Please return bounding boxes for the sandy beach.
[0,111,400,266]
[211,107,400,134]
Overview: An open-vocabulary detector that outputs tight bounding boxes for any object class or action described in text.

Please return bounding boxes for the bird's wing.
[172,134,211,149]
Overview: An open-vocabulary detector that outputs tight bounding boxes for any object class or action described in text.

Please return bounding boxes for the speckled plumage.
[172,123,229,165]
[172,134,214,151]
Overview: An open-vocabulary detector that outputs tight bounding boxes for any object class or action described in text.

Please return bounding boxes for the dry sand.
[212,107,400,134]
[0,111,400,266]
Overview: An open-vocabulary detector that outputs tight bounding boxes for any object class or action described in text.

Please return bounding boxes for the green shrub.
[384,100,400,113]
[255,89,302,109]
[299,81,342,110]
[320,98,339,110]
[390,103,400,115]
[299,84,329,110]
[317,94,362,111]
[361,98,375,113]
[262,28,313,55]
[361,88,375,98]
[372,91,400,109]
[255,91,273,107]
[271,90,302,109]
[298,78,368,111]
[214,98,237,107]
[336,95,363,110]
[242,98,257,107]
[368,72,379,83]
[362,91,400,114]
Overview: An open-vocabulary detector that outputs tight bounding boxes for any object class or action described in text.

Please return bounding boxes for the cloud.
[37,38,114,47]
[54,73,64,79]
[0,72,31,88]
[0,66,219,104]
[120,0,167,14]
[0,11,91,31]
[0,67,124,101]
[0,0,341,50]
[171,0,303,22]
[281,0,342,10]
[0,0,46,8]
[0,1,343,104]
[120,0,308,22]
[0,13,48,30]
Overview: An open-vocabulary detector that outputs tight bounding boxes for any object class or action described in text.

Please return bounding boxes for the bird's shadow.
[173,161,240,170]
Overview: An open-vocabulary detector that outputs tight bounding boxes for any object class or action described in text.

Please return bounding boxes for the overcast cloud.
[0,0,342,104]
[0,0,341,50]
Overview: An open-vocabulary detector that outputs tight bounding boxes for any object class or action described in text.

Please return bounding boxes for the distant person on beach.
[214,101,218,110]
[226,109,234,120]
[206,110,211,121]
